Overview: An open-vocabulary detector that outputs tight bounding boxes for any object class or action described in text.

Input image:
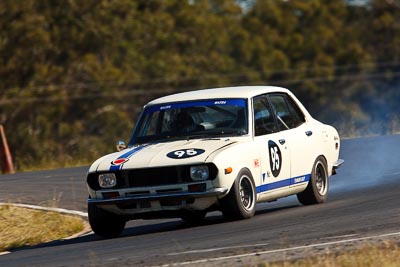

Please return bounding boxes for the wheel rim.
[314,161,328,195]
[239,176,254,211]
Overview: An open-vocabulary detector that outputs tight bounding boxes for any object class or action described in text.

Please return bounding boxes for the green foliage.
[0,0,399,171]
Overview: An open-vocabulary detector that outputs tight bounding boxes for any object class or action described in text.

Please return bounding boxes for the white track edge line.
[157,231,400,267]
[0,202,90,256]
[0,203,88,217]
[167,242,270,256]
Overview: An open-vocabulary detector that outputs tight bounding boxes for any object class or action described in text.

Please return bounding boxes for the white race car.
[86,86,343,238]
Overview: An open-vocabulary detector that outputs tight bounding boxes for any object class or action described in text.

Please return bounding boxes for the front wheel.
[220,168,256,220]
[297,156,329,205]
[88,202,126,238]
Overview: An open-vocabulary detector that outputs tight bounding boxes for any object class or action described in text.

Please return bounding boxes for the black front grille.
[118,166,189,188]
[87,163,217,190]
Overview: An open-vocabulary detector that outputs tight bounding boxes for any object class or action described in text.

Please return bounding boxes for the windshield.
[131,99,248,144]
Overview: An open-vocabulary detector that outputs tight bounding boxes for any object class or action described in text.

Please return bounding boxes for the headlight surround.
[98,173,117,188]
[190,165,209,181]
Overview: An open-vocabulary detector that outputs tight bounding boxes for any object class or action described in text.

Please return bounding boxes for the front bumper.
[88,187,228,206]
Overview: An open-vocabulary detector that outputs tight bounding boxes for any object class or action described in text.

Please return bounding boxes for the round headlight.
[98,173,117,188]
[190,165,209,181]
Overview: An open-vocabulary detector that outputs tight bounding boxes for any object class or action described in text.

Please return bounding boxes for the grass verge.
[0,205,84,252]
[257,242,400,267]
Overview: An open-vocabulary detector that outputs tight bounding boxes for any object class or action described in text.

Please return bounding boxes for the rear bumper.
[332,159,344,175]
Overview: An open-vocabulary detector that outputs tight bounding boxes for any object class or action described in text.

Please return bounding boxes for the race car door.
[252,94,291,200]
[268,93,314,188]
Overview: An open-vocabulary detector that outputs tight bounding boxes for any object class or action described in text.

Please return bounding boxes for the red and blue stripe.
[109,144,149,171]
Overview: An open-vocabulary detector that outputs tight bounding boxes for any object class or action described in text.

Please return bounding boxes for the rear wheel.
[297,156,329,205]
[88,202,126,238]
[220,168,256,220]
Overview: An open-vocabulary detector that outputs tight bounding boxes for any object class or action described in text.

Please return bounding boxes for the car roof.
[147,86,291,105]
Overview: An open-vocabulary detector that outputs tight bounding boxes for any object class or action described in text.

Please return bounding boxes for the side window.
[143,111,161,136]
[139,110,171,136]
[150,114,161,135]
[269,94,305,130]
[253,95,277,136]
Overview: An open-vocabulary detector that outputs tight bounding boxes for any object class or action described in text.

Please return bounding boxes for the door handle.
[305,131,313,136]
[279,139,286,145]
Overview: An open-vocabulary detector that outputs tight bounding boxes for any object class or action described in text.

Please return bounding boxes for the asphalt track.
[1,135,400,266]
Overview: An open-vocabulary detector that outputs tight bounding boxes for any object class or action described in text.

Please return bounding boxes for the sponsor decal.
[160,105,171,110]
[167,148,205,159]
[293,176,306,184]
[254,159,260,168]
[111,158,129,166]
[268,140,282,177]
[144,99,246,114]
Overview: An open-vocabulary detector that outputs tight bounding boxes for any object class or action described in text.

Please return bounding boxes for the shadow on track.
[7,204,300,253]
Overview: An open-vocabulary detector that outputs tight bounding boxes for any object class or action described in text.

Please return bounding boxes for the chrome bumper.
[332,159,344,175]
[88,187,228,205]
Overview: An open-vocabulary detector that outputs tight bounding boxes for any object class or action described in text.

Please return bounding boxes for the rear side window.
[269,94,305,130]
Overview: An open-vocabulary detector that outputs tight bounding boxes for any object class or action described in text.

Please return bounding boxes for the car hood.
[93,139,237,172]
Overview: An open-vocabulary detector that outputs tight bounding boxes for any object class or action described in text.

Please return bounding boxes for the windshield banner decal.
[144,99,246,114]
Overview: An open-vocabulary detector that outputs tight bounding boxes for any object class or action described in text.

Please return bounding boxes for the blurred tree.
[0,0,399,170]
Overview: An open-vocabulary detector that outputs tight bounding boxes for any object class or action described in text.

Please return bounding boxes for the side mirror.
[116,140,127,151]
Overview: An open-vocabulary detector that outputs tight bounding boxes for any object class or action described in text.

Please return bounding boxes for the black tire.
[88,203,126,238]
[297,156,329,205]
[220,168,256,220]
[180,210,207,225]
